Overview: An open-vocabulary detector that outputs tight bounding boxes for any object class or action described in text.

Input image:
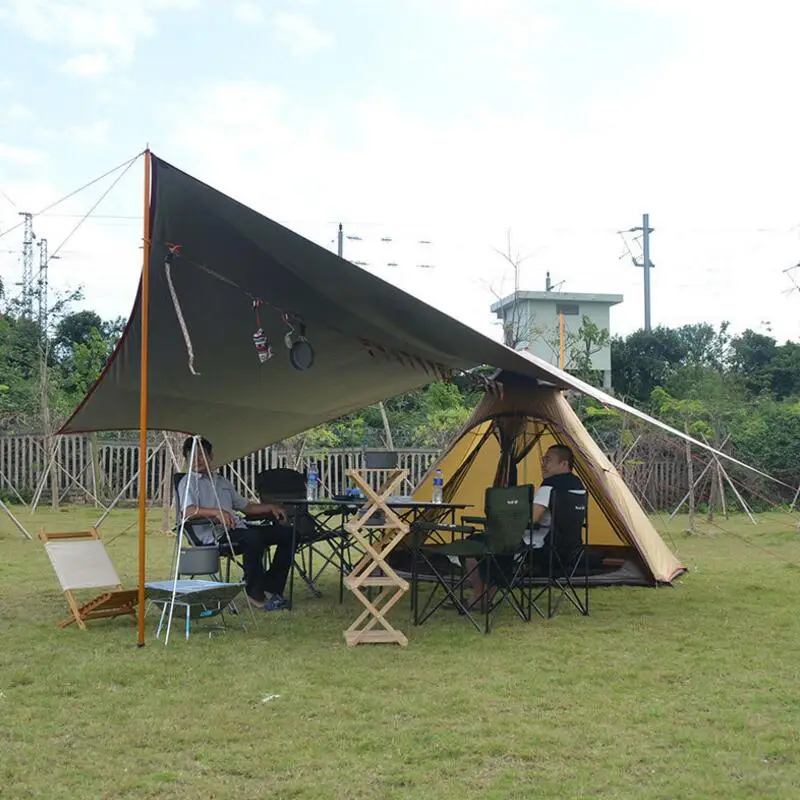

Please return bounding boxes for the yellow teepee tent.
[411,373,685,585]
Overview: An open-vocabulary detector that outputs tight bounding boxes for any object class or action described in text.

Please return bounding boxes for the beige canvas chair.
[39,528,138,630]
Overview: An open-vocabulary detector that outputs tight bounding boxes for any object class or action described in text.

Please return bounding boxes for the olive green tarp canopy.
[60,155,567,464]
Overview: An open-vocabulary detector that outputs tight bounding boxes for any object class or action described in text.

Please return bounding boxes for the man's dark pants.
[227,524,295,599]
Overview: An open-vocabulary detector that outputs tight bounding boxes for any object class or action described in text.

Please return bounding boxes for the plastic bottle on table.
[432,468,444,504]
[306,462,319,501]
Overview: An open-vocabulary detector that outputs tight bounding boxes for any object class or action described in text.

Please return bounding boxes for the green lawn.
[2,504,800,799]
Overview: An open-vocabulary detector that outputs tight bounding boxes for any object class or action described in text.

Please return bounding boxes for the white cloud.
[233,2,266,25]
[272,11,333,56]
[0,143,47,166]
[4,103,32,121]
[162,0,800,346]
[69,121,110,147]
[0,0,198,71]
[5,0,800,345]
[60,53,111,77]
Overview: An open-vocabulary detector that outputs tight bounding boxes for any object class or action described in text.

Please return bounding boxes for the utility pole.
[19,212,35,317]
[630,213,654,332]
[337,223,343,258]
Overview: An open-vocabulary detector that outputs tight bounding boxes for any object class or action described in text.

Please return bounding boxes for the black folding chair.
[173,472,244,583]
[531,487,590,619]
[411,484,537,634]
[254,468,352,604]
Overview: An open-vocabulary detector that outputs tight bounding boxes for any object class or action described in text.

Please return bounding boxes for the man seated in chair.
[526,444,586,571]
[467,443,585,602]
[178,437,295,611]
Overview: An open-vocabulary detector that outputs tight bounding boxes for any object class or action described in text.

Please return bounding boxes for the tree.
[53,310,105,362]
[0,315,44,430]
[728,329,778,396]
[611,323,730,407]
[611,327,685,405]
[528,314,611,391]
[485,231,538,349]
[55,312,122,401]
[413,382,472,448]
[769,341,800,400]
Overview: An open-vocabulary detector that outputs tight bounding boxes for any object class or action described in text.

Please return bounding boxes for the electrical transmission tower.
[37,238,49,333]
[18,211,35,317]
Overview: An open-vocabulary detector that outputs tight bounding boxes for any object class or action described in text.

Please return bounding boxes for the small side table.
[145,579,246,643]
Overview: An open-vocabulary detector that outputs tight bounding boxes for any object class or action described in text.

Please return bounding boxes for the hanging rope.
[164,244,200,375]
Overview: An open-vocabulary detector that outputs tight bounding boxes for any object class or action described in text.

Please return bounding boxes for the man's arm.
[242,501,288,522]
[220,478,289,522]
[532,503,548,525]
[184,504,238,527]
[179,475,238,528]
[532,485,552,526]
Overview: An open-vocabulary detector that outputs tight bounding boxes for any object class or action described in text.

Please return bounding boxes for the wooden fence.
[0,433,705,511]
[0,435,440,507]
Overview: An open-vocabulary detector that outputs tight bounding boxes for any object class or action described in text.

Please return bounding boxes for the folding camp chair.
[254,468,352,604]
[531,487,590,619]
[173,472,244,583]
[39,528,138,630]
[411,484,537,634]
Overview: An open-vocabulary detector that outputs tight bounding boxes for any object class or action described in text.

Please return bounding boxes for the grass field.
[2,504,800,799]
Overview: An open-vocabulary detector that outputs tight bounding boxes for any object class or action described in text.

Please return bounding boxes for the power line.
[335,222,439,271]
[0,151,143,242]
[5,155,140,312]
[35,213,141,220]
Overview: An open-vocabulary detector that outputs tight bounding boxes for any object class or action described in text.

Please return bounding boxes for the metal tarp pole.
[137,149,152,648]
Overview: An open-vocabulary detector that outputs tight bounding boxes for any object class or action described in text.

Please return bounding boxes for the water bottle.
[306,462,319,502]
[432,468,444,504]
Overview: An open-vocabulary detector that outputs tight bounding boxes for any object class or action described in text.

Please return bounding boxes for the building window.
[556,303,579,315]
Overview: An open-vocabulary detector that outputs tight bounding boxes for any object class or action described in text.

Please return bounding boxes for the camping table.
[284,469,471,646]
[280,495,471,609]
[145,579,245,642]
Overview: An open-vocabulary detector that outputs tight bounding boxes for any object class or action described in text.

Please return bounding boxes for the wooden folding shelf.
[343,468,410,647]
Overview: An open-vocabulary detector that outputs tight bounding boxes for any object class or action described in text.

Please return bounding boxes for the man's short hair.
[547,444,574,471]
[182,436,213,459]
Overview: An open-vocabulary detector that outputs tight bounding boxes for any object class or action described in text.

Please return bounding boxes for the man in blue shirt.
[178,437,295,611]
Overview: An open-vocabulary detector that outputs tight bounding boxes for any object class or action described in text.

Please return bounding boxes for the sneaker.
[263,594,289,611]
[246,594,266,608]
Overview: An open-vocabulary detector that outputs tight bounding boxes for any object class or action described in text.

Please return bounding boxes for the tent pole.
[137,149,152,648]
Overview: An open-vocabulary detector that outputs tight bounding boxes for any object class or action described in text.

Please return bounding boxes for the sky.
[1,0,799,346]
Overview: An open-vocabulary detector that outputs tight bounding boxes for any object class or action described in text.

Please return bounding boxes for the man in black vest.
[528,444,587,569]
[466,443,586,605]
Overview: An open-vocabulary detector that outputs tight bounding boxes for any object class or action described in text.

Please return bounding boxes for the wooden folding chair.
[39,528,138,630]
